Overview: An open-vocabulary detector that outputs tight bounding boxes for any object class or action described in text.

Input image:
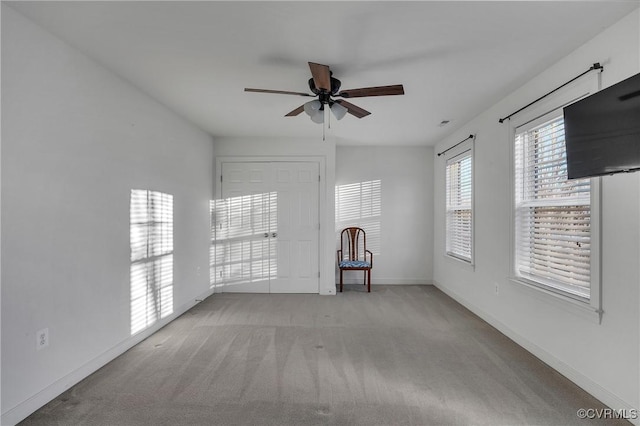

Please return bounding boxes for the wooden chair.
[337,227,373,292]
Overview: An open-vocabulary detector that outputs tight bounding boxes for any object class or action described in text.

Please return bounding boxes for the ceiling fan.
[245,62,404,124]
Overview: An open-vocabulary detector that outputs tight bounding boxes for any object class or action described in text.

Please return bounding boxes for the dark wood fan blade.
[308,62,331,92]
[245,88,312,97]
[338,84,404,98]
[334,99,371,119]
[285,105,305,117]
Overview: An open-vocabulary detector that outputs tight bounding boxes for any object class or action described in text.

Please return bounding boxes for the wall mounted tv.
[564,71,640,180]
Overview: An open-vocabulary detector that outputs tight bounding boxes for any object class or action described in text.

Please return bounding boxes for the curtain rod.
[437,134,475,157]
[498,63,603,124]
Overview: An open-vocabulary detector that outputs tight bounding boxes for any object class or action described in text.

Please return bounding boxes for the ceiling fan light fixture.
[330,102,348,120]
[304,100,322,116]
[310,108,324,124]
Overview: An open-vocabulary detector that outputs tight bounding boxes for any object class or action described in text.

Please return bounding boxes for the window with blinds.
[335,180,381,255]
[445,151,473,262]
[130,189,174,335]
[514,116,592,299]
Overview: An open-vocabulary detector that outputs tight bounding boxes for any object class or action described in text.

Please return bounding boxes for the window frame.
[508,71,602,318]
[444,139,474,265]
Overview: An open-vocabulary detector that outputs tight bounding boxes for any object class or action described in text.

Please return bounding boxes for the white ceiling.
[8,1,639,146]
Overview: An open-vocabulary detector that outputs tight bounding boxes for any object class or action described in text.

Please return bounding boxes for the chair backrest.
[339,227,367,261]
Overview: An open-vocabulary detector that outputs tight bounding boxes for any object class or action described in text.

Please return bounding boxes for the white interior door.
[218,162,273,293]
[219,161,319,293]
[270,162,319,293]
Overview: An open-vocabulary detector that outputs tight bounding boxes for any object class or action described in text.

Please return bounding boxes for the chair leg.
[363,271,366,285]
[340,269,343,292]
[367,269,371,293]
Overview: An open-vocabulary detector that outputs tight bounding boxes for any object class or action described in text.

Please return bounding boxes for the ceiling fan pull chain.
[323,117,326,141]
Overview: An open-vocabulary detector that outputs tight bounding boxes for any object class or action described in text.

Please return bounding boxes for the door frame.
[215,156,327,294]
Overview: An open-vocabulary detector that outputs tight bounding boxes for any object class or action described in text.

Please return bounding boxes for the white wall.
[336,146,433,285]
[213,136,336,295]
[433,8,640,418]
[1,6,214,424]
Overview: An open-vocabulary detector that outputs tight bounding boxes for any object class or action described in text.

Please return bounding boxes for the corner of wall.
[0,286,215,426]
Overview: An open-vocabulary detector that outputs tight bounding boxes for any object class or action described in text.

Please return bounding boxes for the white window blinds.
[335,180,381,255]
[446,151,473,262]
[514,116,592,299]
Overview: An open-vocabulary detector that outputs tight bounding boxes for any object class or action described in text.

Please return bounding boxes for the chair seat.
[339,260,371,269]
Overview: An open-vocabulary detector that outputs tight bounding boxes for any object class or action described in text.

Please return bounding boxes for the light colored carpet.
[20,285,623,425]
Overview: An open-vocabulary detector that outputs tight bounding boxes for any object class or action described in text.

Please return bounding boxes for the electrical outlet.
[36,328,49,350]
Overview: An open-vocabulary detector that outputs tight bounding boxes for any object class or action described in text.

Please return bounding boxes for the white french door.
[216,161,319,293]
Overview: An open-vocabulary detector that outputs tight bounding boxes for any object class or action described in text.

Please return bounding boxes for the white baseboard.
[433,280,639,426]
[1,287,216,426]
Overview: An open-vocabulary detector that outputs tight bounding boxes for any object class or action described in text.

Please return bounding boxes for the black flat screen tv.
[564,72,640,179]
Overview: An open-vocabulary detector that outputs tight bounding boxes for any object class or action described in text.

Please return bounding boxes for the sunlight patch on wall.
[210,192,278,288]
[335,180,381,254]
[130,189,173,335]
